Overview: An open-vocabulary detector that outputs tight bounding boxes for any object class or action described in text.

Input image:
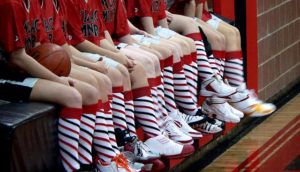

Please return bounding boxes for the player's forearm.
[104,31,114,45]
[195,3,203,18]
[184,0,196,17]
[10,48,59,81]
[158,18,169,28]
[71,55,98,69]
[119,34,135,45]
[141,17,156,35]
[75,40,118,57]
[128,20,139,34]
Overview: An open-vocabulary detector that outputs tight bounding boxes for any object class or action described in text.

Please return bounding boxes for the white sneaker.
[169,111,203,139]
[162,116,194,145]
[202,97,240,123]
[200,77,237,97]
[180,109,207,127]
[124,137,160,162]
[195,121,223,134]
[230,84,276,117]
[144,135,195,158]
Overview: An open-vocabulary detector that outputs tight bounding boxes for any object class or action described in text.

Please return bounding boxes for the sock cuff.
[132,86,151,99]
[191,52,197,62]
[97,100,103,110]
[159,59,165,69]
[148,76,162,87]
[212,50,226,60]
[103,101,111,113]
[185,33,203,41]
[173,61,184,73]
[112,86,124,93]
[124,90,133,101]
[108,95,113,101]
[225,51,243,60]
[164,55,174,68]
[183,54,192,65]
[83,103,98,114]
[60,107,82,119]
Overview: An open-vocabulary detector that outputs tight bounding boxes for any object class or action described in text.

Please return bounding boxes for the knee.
[84,74,98,87]
[83,84,99,104]
[160,48,173,59]
[211,33,226,49]
[132,62,147,76]
[102,75,112,89]
[62,88,83,107]
[117,64,130,78]
[108,68,122,83]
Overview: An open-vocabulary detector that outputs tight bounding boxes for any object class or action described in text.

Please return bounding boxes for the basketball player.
[60,0,195,163]
[0,0,113,171]
[170,0,276,117]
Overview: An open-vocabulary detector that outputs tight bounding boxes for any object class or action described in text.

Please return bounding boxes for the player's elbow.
[10,48,28,66]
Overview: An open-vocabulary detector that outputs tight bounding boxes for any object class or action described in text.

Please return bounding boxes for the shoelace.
[164,120,182,137]
[112,154,131,172]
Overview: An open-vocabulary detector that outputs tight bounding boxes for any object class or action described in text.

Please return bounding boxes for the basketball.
[29,43,71,77]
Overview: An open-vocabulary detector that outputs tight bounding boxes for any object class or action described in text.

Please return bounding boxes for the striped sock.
[78,104,98,165]
[111,86,128,130]
[149,77,165,127]
[163,66,179,113]
[157,77,169,118]
[102,100,120,154]
[94,110,117,163]
[133,86,162,137]
[173,61,198,115]
[58,107,82,171]
[225,51,245,87]
[195,40,215,81]
[186,33,214,81]
[124,90,137,136]
[183,53,198,103]
[212,50,226,78]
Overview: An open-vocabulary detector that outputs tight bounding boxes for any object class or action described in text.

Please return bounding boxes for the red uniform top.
[0,0,44,53]
[124,0,166,28]
[100,0,130,40]
[40,0,66,46]
[168,0,190,15]
[60,0,106,46]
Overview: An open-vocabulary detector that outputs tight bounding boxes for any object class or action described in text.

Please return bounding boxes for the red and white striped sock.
[94,101,117,162]
[133,86,162,137]
[183,53,198,103]
[173,61,199,115]
[163,66,179,113]
[102,100,120,154]
[78,104,98,165]
[212,50,226,78]
[124,90,137,136]
[111,86,128,130]
[186,33,214,81]
[149,76,165,127]
[225,51,245,87]
[58,107,82,171]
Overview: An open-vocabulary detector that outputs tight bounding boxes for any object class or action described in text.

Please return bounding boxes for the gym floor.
[202,93,300,171]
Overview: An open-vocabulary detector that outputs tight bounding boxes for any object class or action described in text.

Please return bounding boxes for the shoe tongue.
[237,83,247,91]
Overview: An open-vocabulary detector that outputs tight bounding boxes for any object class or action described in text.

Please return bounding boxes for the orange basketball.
[29,43,71,77]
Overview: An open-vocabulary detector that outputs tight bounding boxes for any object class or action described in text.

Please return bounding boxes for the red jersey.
[0,0,44,53]
[40,0,66,46]
[100,0,130,40]
[124,0,166,28]
[168,0,189,15]
[60,0,106,46]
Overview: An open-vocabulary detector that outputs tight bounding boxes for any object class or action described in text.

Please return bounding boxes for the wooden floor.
[203,93,300,172]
